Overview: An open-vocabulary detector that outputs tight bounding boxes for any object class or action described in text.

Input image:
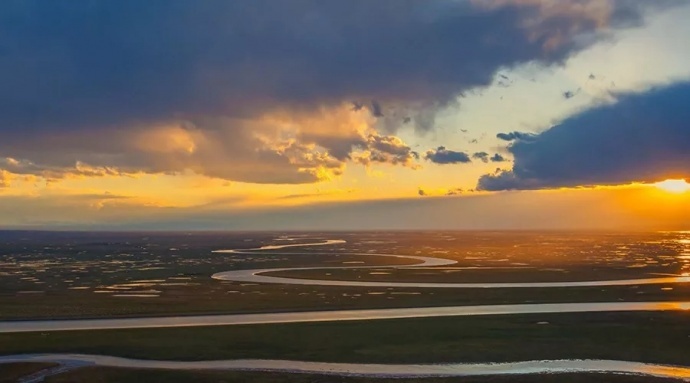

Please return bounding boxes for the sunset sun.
[654,179,690,193]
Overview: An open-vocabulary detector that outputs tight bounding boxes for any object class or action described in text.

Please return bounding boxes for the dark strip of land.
[0,362,58,383]
[2,311,690,365]
[37,367,688,383]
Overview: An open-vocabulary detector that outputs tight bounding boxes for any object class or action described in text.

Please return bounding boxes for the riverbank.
[2,312,690,365]
[2,355,690,382]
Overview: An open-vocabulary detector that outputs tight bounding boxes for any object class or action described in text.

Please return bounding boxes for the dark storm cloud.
[473,152,490,163]
[490,153,507,162]
[0,0,676,183]
[370,101,385,118]
[478,82,690,191]
[355,134,419,167]
[425,147,471,165]
[496,132,538,142]
[0,0,667,134]
[473,152,508,163]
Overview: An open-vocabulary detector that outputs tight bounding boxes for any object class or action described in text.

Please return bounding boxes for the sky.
[1,0,690,230]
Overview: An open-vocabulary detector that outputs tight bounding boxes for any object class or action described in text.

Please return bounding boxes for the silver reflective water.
[211,239,690,288]
[1,354,690,381]
[2,301,689,333]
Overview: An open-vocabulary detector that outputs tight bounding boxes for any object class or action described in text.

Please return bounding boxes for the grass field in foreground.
[0,362,57,383]
[40,367,684,383]
[2,312,690,365]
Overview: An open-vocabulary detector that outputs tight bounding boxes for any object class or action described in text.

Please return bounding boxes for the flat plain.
[2,231,690,382]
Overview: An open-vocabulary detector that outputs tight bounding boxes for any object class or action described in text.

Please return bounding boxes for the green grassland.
[2,312,690,365]
[2,281,690,320]
[41,367,684,383]
[268,264,685,283]
[3,231,689,320]
[0,362,57,383]
[3,232,690,382]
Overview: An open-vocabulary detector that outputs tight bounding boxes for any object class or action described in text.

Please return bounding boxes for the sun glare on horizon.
[654,179,690,193]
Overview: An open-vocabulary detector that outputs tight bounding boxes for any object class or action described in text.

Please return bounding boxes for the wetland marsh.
[3,231,690,381]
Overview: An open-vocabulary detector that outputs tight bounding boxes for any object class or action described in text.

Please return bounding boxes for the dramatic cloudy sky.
[1,0,690,230]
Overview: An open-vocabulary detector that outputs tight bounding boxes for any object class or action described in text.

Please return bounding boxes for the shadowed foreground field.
[0,362,56,383]
[38,367,686,383]
[2,312,690,365]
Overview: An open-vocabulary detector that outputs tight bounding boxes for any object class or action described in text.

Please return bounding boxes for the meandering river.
[1,301,689,333]
[4,238,690,381]
[211,239,690,288]
[2,354,690,381]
